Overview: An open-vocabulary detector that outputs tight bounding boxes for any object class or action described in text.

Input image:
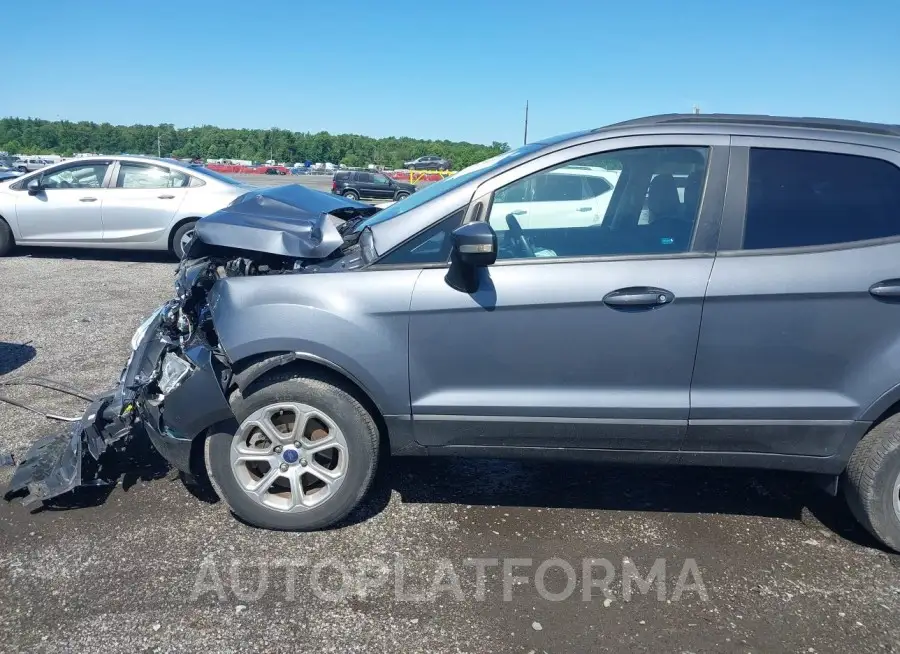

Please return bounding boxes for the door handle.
[869,280,900,300]
[577,206,592,212]
[511,209,527,215]
[158,194,175,199]
[603,286,674,310]
[79,197,97,202]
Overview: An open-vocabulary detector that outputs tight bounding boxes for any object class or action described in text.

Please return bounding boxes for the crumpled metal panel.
[7,424,83,506]
[195,184,377,259]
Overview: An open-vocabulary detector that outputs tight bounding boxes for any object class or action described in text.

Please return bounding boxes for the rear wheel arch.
[861,384,900,425]
[0,214,15,256]
[168,216,201,249]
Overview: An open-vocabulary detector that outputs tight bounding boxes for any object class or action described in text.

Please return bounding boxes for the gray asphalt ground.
[1,174,899,652]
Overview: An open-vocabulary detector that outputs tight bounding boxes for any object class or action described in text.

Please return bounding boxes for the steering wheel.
[506,213,535,257]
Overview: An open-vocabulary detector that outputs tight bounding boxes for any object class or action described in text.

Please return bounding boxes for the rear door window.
[743,148,900,249]
[116,162,187,189]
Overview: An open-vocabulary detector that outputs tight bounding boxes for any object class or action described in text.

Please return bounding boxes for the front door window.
[41,163,110,189]
[487,146,709,259]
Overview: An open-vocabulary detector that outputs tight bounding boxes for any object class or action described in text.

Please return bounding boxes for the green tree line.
[0,118,509,169]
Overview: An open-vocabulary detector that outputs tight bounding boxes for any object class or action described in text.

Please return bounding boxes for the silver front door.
[407,139,729,451]
[15,162,112,243]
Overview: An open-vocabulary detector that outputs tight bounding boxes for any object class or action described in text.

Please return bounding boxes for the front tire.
[342,190,359,201]
[0,219,14,256]
[843,414,900,551]
[171,221,196,260]
[205,371,380,531]
[395,192,409,201]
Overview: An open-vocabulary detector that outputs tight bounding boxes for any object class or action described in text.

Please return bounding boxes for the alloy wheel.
[229,402,348,512]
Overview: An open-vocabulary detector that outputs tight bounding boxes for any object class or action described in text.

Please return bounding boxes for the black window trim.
[367,207,467,270]
[717,138,900,256]
[369,133,731,270]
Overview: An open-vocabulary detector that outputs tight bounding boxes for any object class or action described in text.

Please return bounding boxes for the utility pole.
[692,104,700,114]
[157,129,161,157]
[523,100,529,145]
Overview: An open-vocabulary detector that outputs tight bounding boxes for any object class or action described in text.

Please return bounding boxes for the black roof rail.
[595,113,900,137]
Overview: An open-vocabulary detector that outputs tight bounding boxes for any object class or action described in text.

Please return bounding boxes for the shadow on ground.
[10,246,176,264]
[357,457,884,550]
[9,441,884,552]
[0,342,37,376]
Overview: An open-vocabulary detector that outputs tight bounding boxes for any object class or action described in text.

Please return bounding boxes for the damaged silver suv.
[11,113,900,552]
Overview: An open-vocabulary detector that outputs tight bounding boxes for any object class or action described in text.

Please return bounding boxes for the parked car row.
[0,156,24,182]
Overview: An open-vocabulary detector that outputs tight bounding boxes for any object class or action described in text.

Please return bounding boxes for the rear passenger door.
[102,161,189,244]
[354,172,376,198]
[687,140,900,459]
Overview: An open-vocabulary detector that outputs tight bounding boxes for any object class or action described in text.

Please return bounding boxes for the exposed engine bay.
[4,184,380,506]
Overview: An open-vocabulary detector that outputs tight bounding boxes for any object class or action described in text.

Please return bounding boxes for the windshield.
[354,142,548,231]
[188,164,246,186]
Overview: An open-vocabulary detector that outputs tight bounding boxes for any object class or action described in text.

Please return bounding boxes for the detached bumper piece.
[5,308,237,506]
[6,390,134,507]
[8,425,82,506]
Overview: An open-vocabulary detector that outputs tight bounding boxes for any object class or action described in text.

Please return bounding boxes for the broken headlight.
[130,306,164,351]
[158,352,193,395]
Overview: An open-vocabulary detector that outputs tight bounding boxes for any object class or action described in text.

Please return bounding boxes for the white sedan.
[487,165,620,231]
[0,156,253,258]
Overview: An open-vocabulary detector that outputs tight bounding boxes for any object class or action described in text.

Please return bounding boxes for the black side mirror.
[27,178,43,195]
[445,222,497,293]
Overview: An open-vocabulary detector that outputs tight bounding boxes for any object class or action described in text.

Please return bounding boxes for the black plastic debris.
[7,424,83,506]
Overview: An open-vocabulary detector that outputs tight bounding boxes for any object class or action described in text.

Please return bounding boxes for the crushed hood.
[194,184,379,259]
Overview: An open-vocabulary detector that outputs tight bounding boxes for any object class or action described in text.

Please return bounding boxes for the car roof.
[43,154,201,171]
[593,113,900,141]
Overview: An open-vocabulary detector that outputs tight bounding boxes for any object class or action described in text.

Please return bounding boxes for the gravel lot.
[2,193,900,651]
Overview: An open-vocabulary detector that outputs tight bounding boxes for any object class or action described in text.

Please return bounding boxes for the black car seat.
[643,174,692,251]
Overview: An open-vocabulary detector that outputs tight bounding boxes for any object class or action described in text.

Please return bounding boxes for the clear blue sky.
[2,0,898,146]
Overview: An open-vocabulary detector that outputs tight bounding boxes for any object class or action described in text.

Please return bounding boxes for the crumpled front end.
[6,290,236,505]
[6,185,374,506]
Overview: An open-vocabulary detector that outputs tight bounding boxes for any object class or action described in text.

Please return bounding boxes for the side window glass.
[744,148,900,250]
[487,146,708,260]
[372,174,390,185]
[379,210,465,265]
[171,170,190,188]
[116,163,176,189]
[41,163,109,189]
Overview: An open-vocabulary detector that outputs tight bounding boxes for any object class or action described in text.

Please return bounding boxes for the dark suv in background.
[332,170,416,202]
